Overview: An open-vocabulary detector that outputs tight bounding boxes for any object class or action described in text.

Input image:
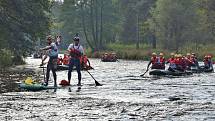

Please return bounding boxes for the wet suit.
[42,41,60,87]
[67,44,84,85]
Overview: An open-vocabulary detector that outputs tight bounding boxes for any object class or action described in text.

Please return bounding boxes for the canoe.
[19,83,53,91]
[149,69,192,76]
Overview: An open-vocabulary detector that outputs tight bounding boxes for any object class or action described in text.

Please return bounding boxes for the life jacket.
[157,57,165,64]
[184,57,193,67]
[63,55,69,65]
[57,58,62,65]
[70,44,81,59]
[80,56,88,66]
[151,57,157,64]
[151,57,165,69]
[168,58,175,64]
[168,58,176,69]
[80,55,93,70]
[204,59,212,68]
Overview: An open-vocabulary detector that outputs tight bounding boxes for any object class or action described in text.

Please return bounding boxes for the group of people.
[57,54,92,70]
[101,52,117,62]
[40,34,85,88]
[147,52,213,72]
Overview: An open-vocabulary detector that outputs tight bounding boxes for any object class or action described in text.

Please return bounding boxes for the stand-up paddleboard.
[19,83,56,91]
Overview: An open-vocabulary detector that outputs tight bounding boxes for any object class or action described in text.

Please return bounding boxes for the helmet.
[170,53,175,56]
[159,53,164,56]
[152,52,157,56]
[178,54,182,58]
[186,53,191,56]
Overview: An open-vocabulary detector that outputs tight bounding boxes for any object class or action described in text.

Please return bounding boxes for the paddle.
[86,70,102,86]
[140,68,149,77]
[42,64,46,82]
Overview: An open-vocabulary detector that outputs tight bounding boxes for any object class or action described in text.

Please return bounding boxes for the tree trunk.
[99,0,103,49]
[136,13,139,49]
[152,33,156,49]
[80,2,94,50]
[90,0,97,48]
[95,0,99,50]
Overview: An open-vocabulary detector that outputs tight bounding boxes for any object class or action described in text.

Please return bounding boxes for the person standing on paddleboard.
[67,34,84,86]
[40,35,61,87]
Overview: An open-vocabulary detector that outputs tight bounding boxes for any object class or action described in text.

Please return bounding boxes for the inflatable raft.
[149,69,193,76]
[189,66,214,73]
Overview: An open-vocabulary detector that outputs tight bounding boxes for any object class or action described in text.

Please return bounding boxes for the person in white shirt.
[67,34,84,86]
[40,35,61,87]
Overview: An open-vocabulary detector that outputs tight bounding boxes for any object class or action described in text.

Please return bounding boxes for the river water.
[0,57,215,120]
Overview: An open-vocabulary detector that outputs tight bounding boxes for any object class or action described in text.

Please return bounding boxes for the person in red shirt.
[147,52,165,70]
[57,56,63,65]
[80,55,93,70]
[184,53,194,70]
[63,54,69,65]
[167,53,176,71]
[203,55,213,70]
[157,53,165,69]
[174,54,185,72]
[147,53,158,69]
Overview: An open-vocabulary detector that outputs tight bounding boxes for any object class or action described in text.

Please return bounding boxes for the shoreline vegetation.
[84,43,215,61]
[1,43,215,68]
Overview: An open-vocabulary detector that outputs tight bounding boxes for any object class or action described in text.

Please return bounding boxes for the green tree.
[150,0,198,51]
[0,0,51,66]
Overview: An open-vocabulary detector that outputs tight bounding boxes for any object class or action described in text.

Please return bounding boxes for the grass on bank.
[84,43,215,61]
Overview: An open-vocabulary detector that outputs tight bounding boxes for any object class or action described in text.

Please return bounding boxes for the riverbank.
[84,43,215,61]
[0,58,43,93]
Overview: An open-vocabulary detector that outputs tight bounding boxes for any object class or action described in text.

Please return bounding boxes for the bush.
[0,49,13,68]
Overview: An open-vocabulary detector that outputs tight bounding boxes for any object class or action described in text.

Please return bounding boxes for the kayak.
[149,69,192,76]
[19,83,55,91]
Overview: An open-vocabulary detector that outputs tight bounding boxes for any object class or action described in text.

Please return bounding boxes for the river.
[0,57,215,120]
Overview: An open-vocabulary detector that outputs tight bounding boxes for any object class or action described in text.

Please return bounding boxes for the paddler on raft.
[203,55,213,70]
[146,52,166,70]
[40,35,61,87]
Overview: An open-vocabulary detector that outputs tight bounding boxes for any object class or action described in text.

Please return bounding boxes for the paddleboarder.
[40,35,61,87]
[67,34,84,86]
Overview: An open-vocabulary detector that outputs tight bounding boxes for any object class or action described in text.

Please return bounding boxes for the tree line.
[1,0,215,67]
[0,0,52,67]
[55,0,215,52]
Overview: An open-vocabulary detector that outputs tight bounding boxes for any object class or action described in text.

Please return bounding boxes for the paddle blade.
[95,80,102,86]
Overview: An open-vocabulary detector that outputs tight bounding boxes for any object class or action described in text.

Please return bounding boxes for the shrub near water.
[83,43,215,61]
[0,49,13,68]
